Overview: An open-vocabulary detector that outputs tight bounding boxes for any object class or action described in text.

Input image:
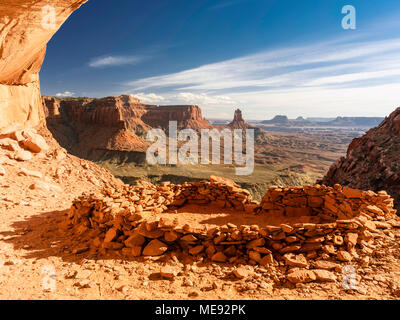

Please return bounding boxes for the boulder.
[20,131,49,153]
[142,240,168,256]
[287,269,316,284]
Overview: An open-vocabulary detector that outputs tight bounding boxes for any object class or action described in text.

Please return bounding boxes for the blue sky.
[40,0,400,119]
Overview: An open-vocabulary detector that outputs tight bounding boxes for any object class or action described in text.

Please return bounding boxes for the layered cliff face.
[0,0,88,133]
[322,107,400,209]
[142,105,213,131]
[43,95,214,161]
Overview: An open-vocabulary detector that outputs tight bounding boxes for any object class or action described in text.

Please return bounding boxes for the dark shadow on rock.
[0,210,181,266]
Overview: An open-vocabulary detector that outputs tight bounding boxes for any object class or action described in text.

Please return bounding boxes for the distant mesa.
[260,114,384,128]
[320,116,384,127]
[262,115,290,125]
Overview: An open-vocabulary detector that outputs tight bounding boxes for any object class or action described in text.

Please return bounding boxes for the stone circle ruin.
[68,175,399,284]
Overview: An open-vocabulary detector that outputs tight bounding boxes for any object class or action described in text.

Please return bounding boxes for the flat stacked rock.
[256,184,397,221]
[68,178,400,285]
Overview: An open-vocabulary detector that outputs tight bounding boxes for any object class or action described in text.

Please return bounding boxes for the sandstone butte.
[1,0,400,300]
[42,95,213,160]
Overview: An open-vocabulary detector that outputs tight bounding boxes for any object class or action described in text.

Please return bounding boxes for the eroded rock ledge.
[0,0,88,133]
[68,176,399,284]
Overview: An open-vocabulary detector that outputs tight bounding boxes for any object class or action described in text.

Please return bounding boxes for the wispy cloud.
[131,92,238,108]
[209,0,248,10]
[133,93,166,104]
[56,91,75,97]
[125,36,400,117]
[89,55,143,68]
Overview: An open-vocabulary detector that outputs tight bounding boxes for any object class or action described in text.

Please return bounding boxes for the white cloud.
[133,93,166,104]
[173,92,237,106]
[126,38,400,92]
[123,36,400,117]
[56,91,75,97]
[132,92,238,111]
[89,55,142,68]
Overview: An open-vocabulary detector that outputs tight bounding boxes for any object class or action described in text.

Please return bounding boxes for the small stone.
[260,254,275,266]
[233,267,253,279]
[181,234,197,242]
[77,270,92,279]
[142,240,168,256]
[345,233,358,247]
[74,280,93,289]
[337,250,352,262]
[160,266,178,280]
[189,245,204,255]
[104,228,118,243]
[248,251,261,262]
[281,224,294,233]
[9,131,24,142]
[287,269,316,284]
[211,252,227,263]
[363,220,377,232]
[131,246,143,257]
[313,260,340,271]
[365,205,384,216]
[124,233,145,248]
[392,288,400,298]
[29,181,61,192]
[0,166,5,176]
[14,150,32,161]
[284,253,308,268]
[360,256,370,267]
[183,278,194,287]
[64,270,78,279]
[18,167,43,178]
[72,247,89,254]
[333,235,344,246]
[20,132,49,153]
[313,269,337,282]
[188,291,200,298]
[116,285,130,293]
[164,231,179,242]
[246,238,265,249]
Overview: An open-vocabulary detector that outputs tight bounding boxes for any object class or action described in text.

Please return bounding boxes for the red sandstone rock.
[0,1,87,134]
[322,107,400,210]
[20,131,49,153]
[287,269,316,284]
[337,250,352,262]
[43,95,215,160]
[313,269,337,282]
[284,254,308,268]
[142,240,168,256]
[233,267,252,279]
[160,266,178,280]
[124,234,146,248]
[212,252,228,263]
